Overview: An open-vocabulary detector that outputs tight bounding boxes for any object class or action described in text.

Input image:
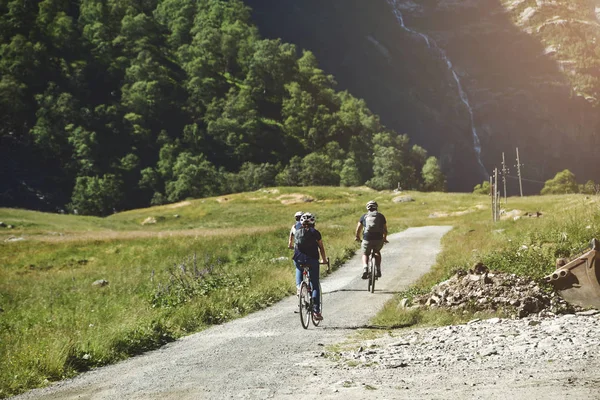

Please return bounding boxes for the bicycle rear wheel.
[299,282,311,329]
[367,255,373,292]
[369,257,376,293]
[311,282,322,326]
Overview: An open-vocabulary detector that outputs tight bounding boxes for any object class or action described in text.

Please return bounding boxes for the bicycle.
[298,258,330,329]
[366,249,378,293]
[357,239,388,293]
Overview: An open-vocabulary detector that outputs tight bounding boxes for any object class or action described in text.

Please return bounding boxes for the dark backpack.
[294,225,310,248]
[363,211,384,236]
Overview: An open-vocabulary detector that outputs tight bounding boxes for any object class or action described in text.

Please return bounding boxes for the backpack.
[363,211,384,236]
[294,225,310,248]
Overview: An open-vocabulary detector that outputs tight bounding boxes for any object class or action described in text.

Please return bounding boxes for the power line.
[506,175,545,184]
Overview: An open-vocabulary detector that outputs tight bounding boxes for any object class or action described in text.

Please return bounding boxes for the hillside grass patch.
[373,193,600,329]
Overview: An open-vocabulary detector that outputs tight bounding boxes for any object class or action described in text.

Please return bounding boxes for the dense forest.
[0,0,445,215]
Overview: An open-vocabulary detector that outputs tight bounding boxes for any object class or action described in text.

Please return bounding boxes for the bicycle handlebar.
[320,257,330,273]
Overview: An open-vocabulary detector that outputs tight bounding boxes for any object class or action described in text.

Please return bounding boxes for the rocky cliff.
[246,0,600,193]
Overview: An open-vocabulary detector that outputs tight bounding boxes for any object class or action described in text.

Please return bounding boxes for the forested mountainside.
[246,0,600,195]
[0,0,445,215]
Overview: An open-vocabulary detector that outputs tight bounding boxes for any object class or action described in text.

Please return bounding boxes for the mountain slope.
[245,0,484,191]
[245,0,600,193]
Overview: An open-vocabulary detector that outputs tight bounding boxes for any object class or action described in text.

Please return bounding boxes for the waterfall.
[387,0,489,180]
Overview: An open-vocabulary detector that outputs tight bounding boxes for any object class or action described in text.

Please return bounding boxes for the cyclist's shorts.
[361,239,384,256]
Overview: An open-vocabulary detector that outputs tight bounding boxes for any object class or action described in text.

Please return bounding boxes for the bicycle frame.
[298,259,328,329]
[356,237,386,293]
[301,265,313,291]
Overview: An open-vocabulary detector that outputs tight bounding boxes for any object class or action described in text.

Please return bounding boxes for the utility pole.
[490,176,494,222]
[501,152,508,204]
[493,168,500,222]
[515,147,523,197]
[496,168,500,221]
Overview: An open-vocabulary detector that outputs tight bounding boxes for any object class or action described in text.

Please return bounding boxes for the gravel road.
[14,225,599,399]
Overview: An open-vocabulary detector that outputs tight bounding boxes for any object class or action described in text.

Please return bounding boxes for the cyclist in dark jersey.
[293,212,327,320]
[355,200,388,279]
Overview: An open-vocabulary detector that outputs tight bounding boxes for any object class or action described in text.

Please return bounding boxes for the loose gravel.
[335,311,600,371]
[318,311,600,399]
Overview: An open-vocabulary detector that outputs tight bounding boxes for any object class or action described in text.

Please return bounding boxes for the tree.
[79,0,113,60]
[340,158,361,186]
[164,152,223,202]
[579,180,598,195]
[36,0,77,49]
[421,156,446,192]
[276,156,302,186]
[473,180,491,195]
[541,169,579,195]
[300,152,339,186]
[245,39,298,114]
[0,74,27,137]
[409,145,428,188]
[226,162,278,193]
[297,50,336,104]
[282,81,317,146]
[69,174,123,216]
[366,132,415,190]
[153,0,195,49]
[66,124,98,175]
[30,84,78,158]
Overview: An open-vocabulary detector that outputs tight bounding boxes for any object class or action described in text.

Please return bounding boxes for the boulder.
[392,196,415,203]
[141,217,157,225]
[92,279,109,287]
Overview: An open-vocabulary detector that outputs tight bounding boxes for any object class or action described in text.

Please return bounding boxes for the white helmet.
[366,200,378,211]
[294,211,304,220]
[300,212,316,225]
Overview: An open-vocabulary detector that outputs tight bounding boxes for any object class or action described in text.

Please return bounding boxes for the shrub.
[541,169,579,195]
[473,180,490,195]
[68,174,123,216]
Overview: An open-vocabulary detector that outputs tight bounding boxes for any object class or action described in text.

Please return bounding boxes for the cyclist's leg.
[294,260,303,286]
[374,252,382,277]
[372,240,384,277]
[372,239,384,266]
[293,260,303,295]
[361,251,369,268]
[361,240,371,279]
[308,259,320,312]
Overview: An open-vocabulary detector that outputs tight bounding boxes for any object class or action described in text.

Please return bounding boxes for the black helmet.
[366,200,378,211]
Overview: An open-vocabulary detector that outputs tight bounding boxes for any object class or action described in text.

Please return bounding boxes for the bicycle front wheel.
[299,282,311,329]
[312,282,322,327]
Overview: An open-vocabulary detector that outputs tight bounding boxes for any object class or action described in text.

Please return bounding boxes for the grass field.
[2,186,600,397]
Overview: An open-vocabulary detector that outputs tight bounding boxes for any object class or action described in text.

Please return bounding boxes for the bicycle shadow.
[319,322,415,330]
[323,289,403,295]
